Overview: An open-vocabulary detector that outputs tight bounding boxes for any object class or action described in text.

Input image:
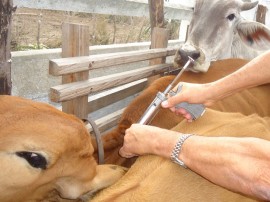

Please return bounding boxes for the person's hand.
[161,82,214,121]
[119,124,158,158]
[119,124,180,158]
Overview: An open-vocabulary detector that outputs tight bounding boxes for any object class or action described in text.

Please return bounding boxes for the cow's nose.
[190,51,200,60]
[178,49,200,64]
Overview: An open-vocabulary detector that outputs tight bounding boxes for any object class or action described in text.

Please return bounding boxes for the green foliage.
[166,19,180,40]
[90,16,111,45]
[13,43,48,51]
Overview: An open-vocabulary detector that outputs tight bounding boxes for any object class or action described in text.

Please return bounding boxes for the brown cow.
[97,58,270,167]
[89,58,270,201]
[91,109,270,202]
[0,95,126,202]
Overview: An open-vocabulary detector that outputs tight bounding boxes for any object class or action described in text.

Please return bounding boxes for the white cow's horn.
[241,1,258,11]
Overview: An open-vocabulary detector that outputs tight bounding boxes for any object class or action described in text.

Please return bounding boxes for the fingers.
[119,125,143,158]
[119,147,137,158]
[119,124,159,158]
[180,109,193,122]
[174,108,193,122]
[119,127,137,158]
[162,92,194,121]
[162,82,186,108]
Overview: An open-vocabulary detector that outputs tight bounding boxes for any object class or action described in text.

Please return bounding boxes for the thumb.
[118,147,125,157]
[119,147,137,158]
[161,94,183,108]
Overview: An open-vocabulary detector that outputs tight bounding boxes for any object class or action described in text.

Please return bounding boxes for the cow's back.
[92,109,270,202]
[99,58,270,167]
[91,58,270,201]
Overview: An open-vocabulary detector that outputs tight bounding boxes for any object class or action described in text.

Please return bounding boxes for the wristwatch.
[170,134,193,168]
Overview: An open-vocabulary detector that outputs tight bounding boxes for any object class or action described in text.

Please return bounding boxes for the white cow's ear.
[237,20,270,51]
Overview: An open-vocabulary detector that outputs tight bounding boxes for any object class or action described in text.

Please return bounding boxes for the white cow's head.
[174,0,270,72]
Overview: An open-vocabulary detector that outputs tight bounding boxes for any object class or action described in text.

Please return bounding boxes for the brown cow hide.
[91,107,270,202]
[90,58,270,201]
[96,59,270,167]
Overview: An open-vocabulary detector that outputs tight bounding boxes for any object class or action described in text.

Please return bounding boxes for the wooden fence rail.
[49,48,176,76]
[50,60,174,102]
[49,23,177,133]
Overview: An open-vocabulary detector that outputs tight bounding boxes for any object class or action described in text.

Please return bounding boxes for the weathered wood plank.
[49,48,177,76]
[61,23,90,119]
[85,108,124,134]
[148,0,165,34]
[50,63,173,102]
[0,0,13,95]
[88,79,147,113]
[256,4,267,24]
[150,28,169,64]
[96,108,124,134]
[148,27,169,84]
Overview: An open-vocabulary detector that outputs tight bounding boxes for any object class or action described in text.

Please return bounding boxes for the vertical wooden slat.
[61,23,90,119]
[150,27,169,65]
[256,4,267,24]
[148,27,169,83]
[0,0,13,95]
[148,0,168,83]
[148,0,165,35]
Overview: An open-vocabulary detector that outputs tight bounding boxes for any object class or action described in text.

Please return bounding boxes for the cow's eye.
[227,14,236,21]
[16,151,47,170]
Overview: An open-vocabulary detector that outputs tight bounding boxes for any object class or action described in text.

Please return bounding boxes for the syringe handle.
[169,84,205,120]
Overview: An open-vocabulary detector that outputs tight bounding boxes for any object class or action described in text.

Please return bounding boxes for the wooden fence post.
[150,27,169,65]
[147,0,168,83]
[0,0,14,95]
[148,27,169,84]
[148,0,165,35]
[256,4,267,24]
[61,23,89,119]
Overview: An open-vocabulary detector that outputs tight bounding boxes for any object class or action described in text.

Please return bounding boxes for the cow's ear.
[237,21,270,51]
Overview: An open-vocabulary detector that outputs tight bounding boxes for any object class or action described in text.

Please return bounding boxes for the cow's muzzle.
[174,48,200,68]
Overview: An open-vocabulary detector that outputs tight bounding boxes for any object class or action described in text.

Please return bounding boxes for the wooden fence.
[49,23,178,133]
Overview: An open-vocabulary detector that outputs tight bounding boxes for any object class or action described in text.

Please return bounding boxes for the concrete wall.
[14,0,193,21]
[11,40,182,102]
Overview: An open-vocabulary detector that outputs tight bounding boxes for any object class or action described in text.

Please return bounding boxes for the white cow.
[174,0,270,72]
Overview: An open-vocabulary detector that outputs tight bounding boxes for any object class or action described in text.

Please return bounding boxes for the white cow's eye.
[227,14,236,21]
[16,151,47,170]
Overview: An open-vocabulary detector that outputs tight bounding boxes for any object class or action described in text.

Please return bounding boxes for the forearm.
[209,50,270,102]
[179,135,270,200]
[120,124,270,200]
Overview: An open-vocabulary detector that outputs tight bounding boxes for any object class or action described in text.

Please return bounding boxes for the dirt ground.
[11,8,180,51]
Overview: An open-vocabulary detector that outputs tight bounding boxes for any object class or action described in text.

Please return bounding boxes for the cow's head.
[174,0,270,72]
[0,95,125,202]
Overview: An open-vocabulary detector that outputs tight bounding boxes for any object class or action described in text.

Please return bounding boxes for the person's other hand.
[119,124,179,158]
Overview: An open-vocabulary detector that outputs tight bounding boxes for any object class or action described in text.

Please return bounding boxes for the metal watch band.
[170,134,193,168]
